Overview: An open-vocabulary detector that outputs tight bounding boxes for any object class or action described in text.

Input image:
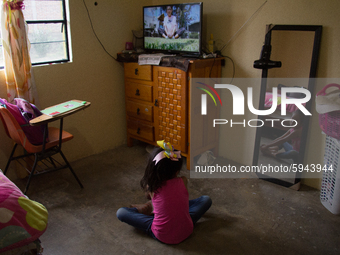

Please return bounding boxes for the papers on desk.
[41,100,86,117]
[138,53,175,65]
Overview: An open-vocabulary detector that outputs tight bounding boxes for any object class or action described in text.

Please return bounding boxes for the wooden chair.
[0,105,83,194]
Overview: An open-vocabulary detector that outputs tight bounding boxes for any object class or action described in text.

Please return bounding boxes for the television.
[143,2,203,57]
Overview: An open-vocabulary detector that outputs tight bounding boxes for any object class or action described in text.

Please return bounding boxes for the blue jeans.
[116,195,212,240]
[276,142,299,163]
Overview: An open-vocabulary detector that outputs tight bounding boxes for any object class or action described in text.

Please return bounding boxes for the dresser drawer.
[125,81,153,102]
[127,119,154,141]
[124,63,152,81]
[126,100,153,122]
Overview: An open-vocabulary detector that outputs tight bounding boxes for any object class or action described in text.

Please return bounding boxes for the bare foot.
[130,201,153,216]
[261,145,279,157]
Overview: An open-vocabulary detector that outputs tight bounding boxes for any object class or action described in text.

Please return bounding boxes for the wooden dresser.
[123,58,223,169]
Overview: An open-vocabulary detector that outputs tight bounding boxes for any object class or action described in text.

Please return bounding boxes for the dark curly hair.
[140,147,183,193]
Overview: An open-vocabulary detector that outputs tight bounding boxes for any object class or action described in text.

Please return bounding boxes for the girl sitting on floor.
[260,109,304,163]
[116,140,212,244]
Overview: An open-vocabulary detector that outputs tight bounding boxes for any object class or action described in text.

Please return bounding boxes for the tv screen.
[143,2,203,56]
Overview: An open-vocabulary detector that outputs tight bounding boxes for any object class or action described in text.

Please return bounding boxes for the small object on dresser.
[125,42,133,50]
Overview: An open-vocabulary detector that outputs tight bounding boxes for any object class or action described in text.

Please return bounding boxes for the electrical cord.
[82,0,117,61]
[219,0,268,54]
[203,43,235,81]
[209,56,216,78]
[204,0,266,80]
[222,55,235,83]
[209,54,235,83]
[205,1,266,81]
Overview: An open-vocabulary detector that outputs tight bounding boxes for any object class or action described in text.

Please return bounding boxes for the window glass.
[28,23,68,63]
[23,0,64,21]
[0,0,69,68]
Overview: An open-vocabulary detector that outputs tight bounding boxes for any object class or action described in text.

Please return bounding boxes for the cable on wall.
[218,0,268,54]
[211,0,267,82]
[82,0,117,61]
[222,55,235,83]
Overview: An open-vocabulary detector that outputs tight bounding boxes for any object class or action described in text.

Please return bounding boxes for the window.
[0,0,70,68]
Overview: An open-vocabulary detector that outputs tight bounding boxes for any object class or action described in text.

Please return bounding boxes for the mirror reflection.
[253,25,322,186]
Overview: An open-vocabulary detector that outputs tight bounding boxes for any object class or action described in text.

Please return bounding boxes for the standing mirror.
[252,25,322,189]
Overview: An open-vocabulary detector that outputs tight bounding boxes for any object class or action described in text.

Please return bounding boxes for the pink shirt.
[151,177,193,244]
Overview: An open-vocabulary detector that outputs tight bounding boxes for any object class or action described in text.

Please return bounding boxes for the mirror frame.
[252,24,322,189]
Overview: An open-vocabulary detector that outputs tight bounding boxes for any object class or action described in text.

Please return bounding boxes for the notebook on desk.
[41,100,86,117]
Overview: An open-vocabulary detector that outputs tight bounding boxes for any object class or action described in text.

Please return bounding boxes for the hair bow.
[153,140,181,165]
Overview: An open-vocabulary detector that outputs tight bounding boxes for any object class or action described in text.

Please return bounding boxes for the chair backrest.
[0,107,10,138]
[0,106,29,147]
[0,98,48,145]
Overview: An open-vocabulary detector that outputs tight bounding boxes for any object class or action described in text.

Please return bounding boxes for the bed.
[0,170,48,254]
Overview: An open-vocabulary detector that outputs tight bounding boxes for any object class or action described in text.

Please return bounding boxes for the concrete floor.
[11,142,340,255]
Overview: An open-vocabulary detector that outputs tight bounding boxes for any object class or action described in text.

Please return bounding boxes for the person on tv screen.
[158,6,185,39]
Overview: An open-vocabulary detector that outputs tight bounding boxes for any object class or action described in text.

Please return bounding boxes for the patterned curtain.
[1,0,35,104]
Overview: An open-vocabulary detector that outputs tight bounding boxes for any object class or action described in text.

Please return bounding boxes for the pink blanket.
[0,171,48,253]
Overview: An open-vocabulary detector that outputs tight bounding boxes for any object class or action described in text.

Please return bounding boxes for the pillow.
[0,170,48,253]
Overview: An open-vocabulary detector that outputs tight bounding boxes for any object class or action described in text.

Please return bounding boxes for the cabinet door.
[153,66,187,153]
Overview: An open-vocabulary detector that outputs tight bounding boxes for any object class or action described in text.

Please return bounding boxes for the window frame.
[0,0,70,69]
[25,0,70,66]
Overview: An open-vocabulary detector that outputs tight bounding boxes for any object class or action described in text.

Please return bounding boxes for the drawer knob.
[137,127,141,134]
[135,89,140,96]
[154,99,158,107]
[135,68,138,75]
[137,108,140,115]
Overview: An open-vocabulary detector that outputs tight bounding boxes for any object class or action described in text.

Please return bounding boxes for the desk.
[23,99,91,194]
[30,99,91,126]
